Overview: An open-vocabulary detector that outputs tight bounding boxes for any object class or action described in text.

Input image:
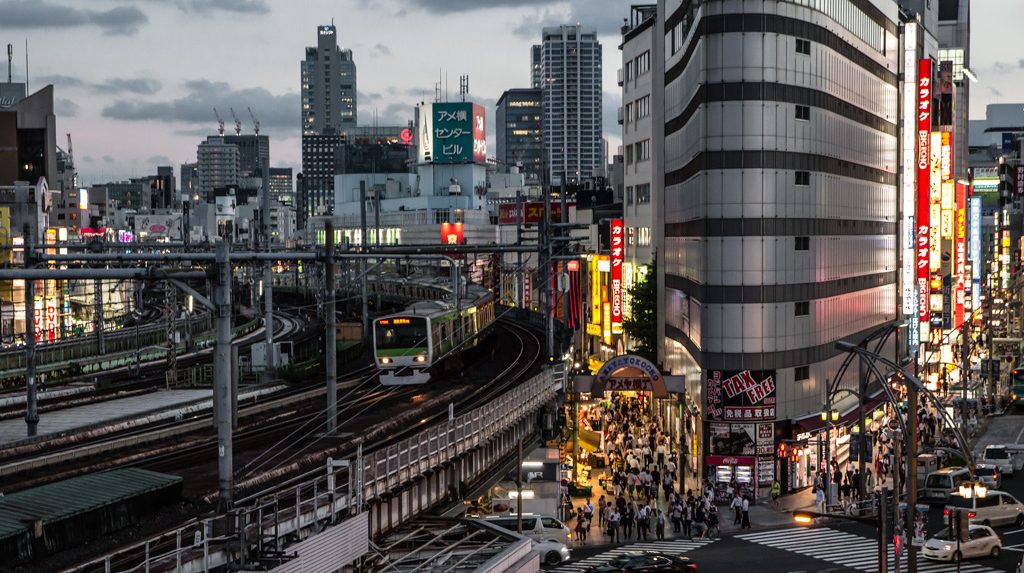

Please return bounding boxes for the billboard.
[420,102,487,164]
[705,370,777,421]
[954,181,966,328]
[440,222,464,245]
[916,58,932,323]
[497,202,575,225]
[928,132,942,272]
[610,219,623,327]
[970,195,981,311]
[135,214,182,239]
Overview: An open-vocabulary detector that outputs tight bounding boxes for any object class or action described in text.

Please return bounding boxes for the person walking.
[607,507,620,543]
[683,500,693,538]
[707,504,720,538]
[598,496,607,529]
[583,499,594,528]
[575,508,585,542]
[740,495,751,529]
[693,503,707,539]
[637,504,649,540]
[655,508,666,540]
[730,492,743,525]
[771,479,781,507]
[816,484,827,513]
[671,500,683,533]
[621,503,635,540]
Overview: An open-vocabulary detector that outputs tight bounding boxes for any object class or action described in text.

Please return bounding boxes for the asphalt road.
[546,411,1024,572]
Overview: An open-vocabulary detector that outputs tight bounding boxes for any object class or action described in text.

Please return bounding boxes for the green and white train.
[373,279,496,385]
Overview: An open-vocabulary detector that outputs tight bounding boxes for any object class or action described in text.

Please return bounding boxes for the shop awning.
[794,390,889,433]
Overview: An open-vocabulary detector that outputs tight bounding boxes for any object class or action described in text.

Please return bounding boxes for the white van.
[981,445,1022,477]
[945,491,1024,527]
[923,467,971,502]
[482,514,573,543]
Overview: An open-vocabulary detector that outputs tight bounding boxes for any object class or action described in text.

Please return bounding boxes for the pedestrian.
[815,485,826,513]
[637,504,649,540]
[583,498,594,528]
[671,501,683,533]
[575,508,585,542]
[683,501,693,538]
[741,495,751,529]
[622,503,635,540]
[607,507,620,543]
[693,503,707,539]
[771,479,781,507]
[655,508,666,540]
[731,492,743,525]
[707,504,720,538]
[598,495,607,529]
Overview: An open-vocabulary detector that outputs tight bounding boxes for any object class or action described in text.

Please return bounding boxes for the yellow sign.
[612,323,623,335]
[586,323,601,336]
[603,302,612,345]
[590,256,602,323]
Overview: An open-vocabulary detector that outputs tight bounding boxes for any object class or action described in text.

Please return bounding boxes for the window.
[796,38,811,55]
[626,145,634,165]
[795,171,810,186]
[795,301,810,316]
[624,103,633,124]
[795,366,810,381]
[635,139,651,162]
[636,183,651,204]
[795,105,810,121]
[626,185,634,204]
[636,95,650,119]
[795,236,810,251]
[635,50,651,76]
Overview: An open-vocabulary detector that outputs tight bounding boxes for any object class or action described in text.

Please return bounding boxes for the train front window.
[375,318,428,350]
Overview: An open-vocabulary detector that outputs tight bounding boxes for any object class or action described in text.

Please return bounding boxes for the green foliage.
[623,263,657,363]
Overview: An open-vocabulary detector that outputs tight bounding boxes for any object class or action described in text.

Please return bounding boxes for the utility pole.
[857,342,868,499]
[961,320,970,428]
[905,372,920,573]
[166,281,177,387]
[892,429,902,573]
[214,240,234,511]
[359,181,370,340]
[24,234,38,437]
[94,277,105,355]
[542,184,554,360]
[516,437,523,533]
[515,188,523,308]
[262,150,274,376]
[879,486,890,573]
[325,221,337,434]
[560,177,569,327]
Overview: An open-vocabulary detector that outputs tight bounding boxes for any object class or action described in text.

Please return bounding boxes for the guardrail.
[67,366,562,573]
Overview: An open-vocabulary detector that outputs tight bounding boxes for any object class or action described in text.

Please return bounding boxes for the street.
[547,411,1024,572]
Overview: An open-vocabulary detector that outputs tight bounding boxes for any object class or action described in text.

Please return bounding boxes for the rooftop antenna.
[6,44,11,83]
[459,75,469,102]
[435,68,441,103]
[230,107,242,136]
[24,39,28,93]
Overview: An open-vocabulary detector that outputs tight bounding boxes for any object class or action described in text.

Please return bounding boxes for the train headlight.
[415,355,427,363]
[380,357,392,365]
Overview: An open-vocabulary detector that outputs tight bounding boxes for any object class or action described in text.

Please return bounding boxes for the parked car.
[944,491,1024,527]
[975,464,1002,489]
[980,445,1022,477]
[533,540,571,566]
[586,551,697,573]
[922,524,1002,561]
[482,514,573,543]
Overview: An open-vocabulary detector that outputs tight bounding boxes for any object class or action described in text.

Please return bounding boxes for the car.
[922,524,1002,562]
[533,540,571,566]
[975,464,1002,489]
[586,551,697,573]
[944,491,1024,527]
[981,445,1017,477]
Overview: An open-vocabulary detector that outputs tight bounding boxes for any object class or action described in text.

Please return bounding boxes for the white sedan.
[534,540,571,566]
[922,525,1002,562]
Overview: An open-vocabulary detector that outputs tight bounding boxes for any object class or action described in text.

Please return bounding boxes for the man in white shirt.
[741,496,751,529]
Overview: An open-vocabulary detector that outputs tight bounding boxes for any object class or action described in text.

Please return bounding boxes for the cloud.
[147,155,173,165]
[370,43,392,57]
[180,0,269,13]
[81,155,95,163]
[408,0,551,12]
[55,98,79,117]
[358,90,383,101]
[357,102,414,127]
[37,74,161,94]
[102,155,115,164]
[0,1,148,35]
[512,0,628,38]
[102,79,298,134]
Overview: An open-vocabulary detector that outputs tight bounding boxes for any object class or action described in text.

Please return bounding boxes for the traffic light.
[893,533,903,556]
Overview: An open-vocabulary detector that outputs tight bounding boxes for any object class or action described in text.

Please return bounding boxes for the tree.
[623,261,657,363]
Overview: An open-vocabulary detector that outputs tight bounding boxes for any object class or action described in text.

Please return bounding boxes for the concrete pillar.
[214,241,234,511]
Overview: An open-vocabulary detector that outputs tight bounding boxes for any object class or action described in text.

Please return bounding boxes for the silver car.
[975,464,1002,489]
[533,540,571,566]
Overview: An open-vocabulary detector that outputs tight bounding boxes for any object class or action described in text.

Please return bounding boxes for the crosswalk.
[545,539,716,572]
[736,526,1003,572]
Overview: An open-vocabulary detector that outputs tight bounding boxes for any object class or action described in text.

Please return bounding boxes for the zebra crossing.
[736,526,1003,572]
[544,539,716,572]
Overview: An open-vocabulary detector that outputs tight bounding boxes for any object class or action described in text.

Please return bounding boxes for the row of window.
[624,139,651,164]
[624,50,651,82]
[625,183,652,205]
[624,95,651,124]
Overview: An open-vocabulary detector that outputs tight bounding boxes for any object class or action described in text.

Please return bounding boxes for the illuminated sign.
[590,256,603,324]
[916,58,932,323]
[929,132,942,272]
[901,32,918,320]
[440,222,464,245]
[940,132,952,181]
[379,319,390,325]
[78,188,89,210]
[319,25,334,35]
[497,202,575,225]
[392,318,411,325]
[400,128,413,145]
[472,104,487,163]
[970,196,981,311]
[610,219,624,327]
[954,182,966,328]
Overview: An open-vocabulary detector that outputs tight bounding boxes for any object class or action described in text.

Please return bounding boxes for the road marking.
[1004,529,1024,536]
[544,538,715,572]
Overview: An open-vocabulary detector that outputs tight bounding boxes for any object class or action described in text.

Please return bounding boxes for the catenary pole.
[325,220,337,434]
[214,240,234,511]
[23,235,37,437]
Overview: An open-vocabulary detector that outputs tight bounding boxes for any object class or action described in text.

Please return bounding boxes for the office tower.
[180,162,199,202]
[538,25,603,184]
[301,24,357,136]
[0,85,56,187]
[531,45,542,89]
[657,0,900,424]
[132,166,175,210]
[269,167,294,206]
[496,88,543,185]
[937,0,970,179]
[222,134,270,179]
[300,133,342,222]
[197,138,240,201]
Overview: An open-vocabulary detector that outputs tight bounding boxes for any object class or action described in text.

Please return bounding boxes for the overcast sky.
[0,0,1019,185]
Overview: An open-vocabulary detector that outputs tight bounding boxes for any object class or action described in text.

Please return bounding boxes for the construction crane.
[248,107,260,136]
[213,108,225,136]
[230,108,242,136]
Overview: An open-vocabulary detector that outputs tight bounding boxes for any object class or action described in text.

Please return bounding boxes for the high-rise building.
[222,134,270,179]
[656,0,900,442]
[530,45,542,89]
[937,0,970,180]
[133,167,176,210]
[300,133,342,222]
[180,162,199,202]
[538,25,603,184]
[269,167,294,206]
[496,88,543,185]
[197,138,240,201]
[0,84,56,187]
[301,24,357,136]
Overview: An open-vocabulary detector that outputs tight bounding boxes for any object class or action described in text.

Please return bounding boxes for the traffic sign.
[888,419,899,430]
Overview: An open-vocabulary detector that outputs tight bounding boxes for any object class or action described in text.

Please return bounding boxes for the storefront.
[703,369,778,501]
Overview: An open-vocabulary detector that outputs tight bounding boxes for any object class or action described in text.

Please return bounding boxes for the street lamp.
[958,482,988,499]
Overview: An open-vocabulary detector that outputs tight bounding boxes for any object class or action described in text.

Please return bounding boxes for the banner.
[954,182,966,328]
[916,58,932,323]
[706,370,777,421]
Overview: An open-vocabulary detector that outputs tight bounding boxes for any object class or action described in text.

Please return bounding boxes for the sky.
[0,0,1020,186]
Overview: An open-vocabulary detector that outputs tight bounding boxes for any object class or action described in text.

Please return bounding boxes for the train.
[372,277,496,385]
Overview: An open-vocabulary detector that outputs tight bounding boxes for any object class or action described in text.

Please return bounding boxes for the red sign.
[497,202,574,225]
[81,227,106,237]
[567,260,579,272]
[954,181,967,328]
[400,128,413,145]
[472,103,487,164]
[704,455,756,467]
[1016,165,1024,196]
[605,377,653,391]
[610,219,623,326]
[440,222,464,245]
[916,59,932,322]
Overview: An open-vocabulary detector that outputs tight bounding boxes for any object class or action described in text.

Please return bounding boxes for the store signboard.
[706,370,777,421]
[954,182,966,328]
[497,202,574,225]
[916,58,932,323]
[970,196,981,311]
[610,219,623,327]
[929,132,942,272]
[755,422,774,456]
[901,33,918,321]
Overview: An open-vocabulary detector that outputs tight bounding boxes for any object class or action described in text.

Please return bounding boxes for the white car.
[981,445,1017,477]
[533,540,571,566]
[922,524,1002,562]
[945,491,1024,528]
[975,464,1003,489]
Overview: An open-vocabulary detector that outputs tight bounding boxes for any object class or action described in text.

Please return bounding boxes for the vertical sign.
[970,195,982,312]
[929,132,942,272]
[954,181,966,328]
[610,219,624,328]
[472,103,487,164]
[940,132,952,181]
[901,31,918,319]
[916,58,932,323]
